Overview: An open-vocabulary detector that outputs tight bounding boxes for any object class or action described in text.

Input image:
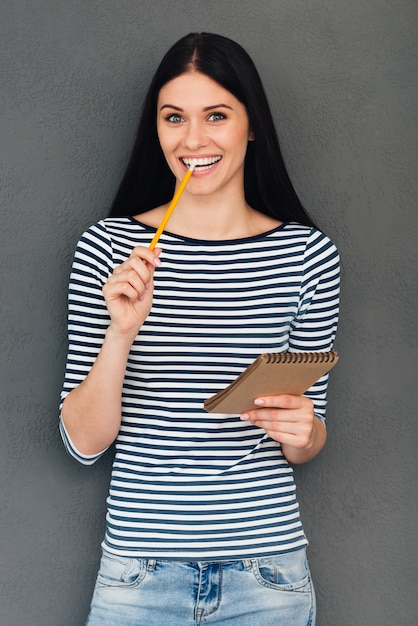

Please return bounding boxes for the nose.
[183,120,209,151]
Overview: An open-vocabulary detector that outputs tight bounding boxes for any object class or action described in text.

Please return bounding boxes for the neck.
[137,186,281,241]
[168,190,254,239]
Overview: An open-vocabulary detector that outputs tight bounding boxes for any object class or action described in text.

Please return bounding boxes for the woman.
[60,32,340,625]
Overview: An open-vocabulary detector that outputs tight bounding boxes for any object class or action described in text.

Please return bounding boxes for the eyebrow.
[159,103,234,112]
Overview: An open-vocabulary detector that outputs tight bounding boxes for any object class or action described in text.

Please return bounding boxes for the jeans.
[86,547,316,625]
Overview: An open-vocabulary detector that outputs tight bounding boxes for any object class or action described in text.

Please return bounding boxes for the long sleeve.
[289,228,340,423]
[59,221,114,464]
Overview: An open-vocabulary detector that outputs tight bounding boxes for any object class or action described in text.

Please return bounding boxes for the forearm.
[61,325,136,455]
[281,416,327,464]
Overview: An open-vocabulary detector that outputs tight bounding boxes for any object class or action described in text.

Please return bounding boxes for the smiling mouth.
[181,156,222,171]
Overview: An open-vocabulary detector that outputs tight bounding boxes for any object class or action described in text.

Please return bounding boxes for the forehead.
[157,71,240,107]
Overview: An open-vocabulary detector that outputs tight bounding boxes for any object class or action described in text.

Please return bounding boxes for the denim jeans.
[86,547,315,625]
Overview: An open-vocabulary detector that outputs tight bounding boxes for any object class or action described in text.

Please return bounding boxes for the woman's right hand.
[102,246,162,336]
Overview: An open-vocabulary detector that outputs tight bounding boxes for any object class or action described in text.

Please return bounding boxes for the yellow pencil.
[149,161,196,250]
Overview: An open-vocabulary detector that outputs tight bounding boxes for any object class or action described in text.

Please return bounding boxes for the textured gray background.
[1,1,417,625]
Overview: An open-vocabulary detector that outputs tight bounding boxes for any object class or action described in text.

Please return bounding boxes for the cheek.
[229,130,252,160]
[157,136,176,163]
[157,127,166,151]
[156,122,174,154]
[225,123,252,149]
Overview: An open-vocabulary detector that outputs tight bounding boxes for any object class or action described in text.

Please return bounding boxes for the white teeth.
[182,156,221,168]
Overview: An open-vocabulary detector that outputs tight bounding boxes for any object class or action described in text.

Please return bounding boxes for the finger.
[241,414,311,447]
[112,244,161,278]
[112,254,158,293]
[242,407,315,442]
[112,257,152,283]
[241,400,314,428]
[104,280,144,303]
[241,411,301,429]
[104,268,151,301]
[253,394,308,410]
[130,246,162,267]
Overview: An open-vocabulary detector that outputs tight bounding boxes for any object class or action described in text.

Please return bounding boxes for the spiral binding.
[265,351,337,364]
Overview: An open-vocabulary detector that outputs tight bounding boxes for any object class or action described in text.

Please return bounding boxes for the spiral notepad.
[203,351,339,413]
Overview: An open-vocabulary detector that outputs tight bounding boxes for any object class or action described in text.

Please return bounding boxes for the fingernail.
[154,257,161,267]
[254,398,264,406]
[240,413,250,420]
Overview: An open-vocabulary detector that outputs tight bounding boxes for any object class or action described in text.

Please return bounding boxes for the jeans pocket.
[252,548,312,592]
[96,550,147,589]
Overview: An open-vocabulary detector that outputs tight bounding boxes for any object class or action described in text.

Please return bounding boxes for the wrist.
[106,323,138,345]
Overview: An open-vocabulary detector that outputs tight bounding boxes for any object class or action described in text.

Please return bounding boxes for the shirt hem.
[100,538,309,561]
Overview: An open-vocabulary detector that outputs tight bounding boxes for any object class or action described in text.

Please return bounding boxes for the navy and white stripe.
[60,217,339,559]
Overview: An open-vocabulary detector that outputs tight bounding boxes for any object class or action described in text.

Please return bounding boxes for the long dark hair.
[109,32,315,227]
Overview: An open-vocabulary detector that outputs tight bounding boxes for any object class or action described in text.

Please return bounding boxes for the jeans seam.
[195,563,223,623]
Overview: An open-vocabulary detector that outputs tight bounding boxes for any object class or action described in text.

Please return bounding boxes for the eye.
[208,112,227,122]
[165,113,184,124]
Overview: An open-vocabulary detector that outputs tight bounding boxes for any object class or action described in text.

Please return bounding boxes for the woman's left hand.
[240,395,327,463]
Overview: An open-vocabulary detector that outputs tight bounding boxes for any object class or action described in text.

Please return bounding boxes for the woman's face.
[157,71,253,198]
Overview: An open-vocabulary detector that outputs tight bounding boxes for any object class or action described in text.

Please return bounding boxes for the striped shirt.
[60,217,340,559]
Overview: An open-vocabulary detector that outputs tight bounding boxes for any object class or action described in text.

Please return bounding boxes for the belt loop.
[242,559,252,570]
[147,559,156,571]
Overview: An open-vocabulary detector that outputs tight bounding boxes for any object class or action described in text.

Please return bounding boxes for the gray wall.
[1,1,417,624]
